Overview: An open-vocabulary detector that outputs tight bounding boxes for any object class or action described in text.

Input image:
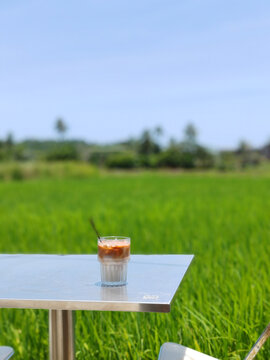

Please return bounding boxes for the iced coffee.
[98,236,130,286]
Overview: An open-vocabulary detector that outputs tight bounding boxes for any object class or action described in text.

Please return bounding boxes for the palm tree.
[154,126,163,137]
[183,122,197,152]
[55,118,67,140]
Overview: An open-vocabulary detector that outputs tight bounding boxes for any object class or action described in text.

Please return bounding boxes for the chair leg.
[244,323,270,360]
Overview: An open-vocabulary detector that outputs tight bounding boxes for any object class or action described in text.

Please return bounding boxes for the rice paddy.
[0,172,269,359]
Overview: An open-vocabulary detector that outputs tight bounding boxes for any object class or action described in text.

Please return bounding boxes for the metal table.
[0,254,193,360]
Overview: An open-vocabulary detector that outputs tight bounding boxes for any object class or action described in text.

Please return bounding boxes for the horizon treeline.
[1,119,270,171]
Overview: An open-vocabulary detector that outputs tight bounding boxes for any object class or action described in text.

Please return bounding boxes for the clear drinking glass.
[98,236,130,286]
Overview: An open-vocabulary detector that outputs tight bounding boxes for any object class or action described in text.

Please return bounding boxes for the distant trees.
[0,120,266,172]
[157,123,213,169]
[97,123,216,169]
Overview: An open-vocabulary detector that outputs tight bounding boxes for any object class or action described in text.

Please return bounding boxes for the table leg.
[49,310,75,360]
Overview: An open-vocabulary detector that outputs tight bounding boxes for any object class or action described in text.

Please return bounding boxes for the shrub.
[157,148,182,168]
[157,148,198,169]
[0,161,98,181]
[138,155,158,168]
[10,167,24,181]
[46,144,78,161]
[179,152,196,168]
[105,153,137,169]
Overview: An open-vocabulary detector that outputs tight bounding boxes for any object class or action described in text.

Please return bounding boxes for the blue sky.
[1,0,270,149]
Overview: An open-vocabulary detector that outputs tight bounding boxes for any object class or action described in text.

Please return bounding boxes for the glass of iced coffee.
[98,236,130,286]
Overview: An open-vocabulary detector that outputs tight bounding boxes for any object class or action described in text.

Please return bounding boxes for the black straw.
[89,218,101,240]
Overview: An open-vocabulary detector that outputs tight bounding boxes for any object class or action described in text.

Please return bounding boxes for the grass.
[0,173,269,359]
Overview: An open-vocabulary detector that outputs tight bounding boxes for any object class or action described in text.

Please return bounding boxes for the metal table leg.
[49,310,75,360]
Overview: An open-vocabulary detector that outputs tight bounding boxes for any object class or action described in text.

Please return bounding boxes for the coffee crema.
[98,240,130,260]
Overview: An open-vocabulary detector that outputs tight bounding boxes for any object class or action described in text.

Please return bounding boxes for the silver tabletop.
[0,254,193,360]
[0,254,193,312]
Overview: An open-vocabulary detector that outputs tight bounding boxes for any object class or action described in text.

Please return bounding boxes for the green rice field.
[0,173,269,359]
